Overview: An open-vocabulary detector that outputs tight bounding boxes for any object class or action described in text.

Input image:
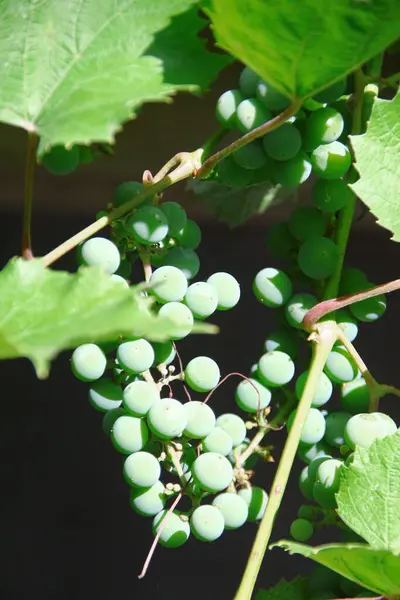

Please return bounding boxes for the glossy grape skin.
[202,427,233,456]
[287,408,326,445]
[324,412,352,447]
[299,456,332,500]
[158,302,194,340]
[111,415,149,454]
[288,207,326,242]
[336,308,358,342]
[274,153,312,187]
[191,452,233,493]
[117,339,155,374]
[310,141,352,179]
[174,219,201,250]
[312,178,355,214]
[217,156,254,187]
[184,282,218,319]
[285,293,318,329]
[290,518,314,541]
[152,340,176,366]
[89,378,123,412]
[297,440,331,464]
[258,351,295,387]
[123,451,161,488]
[313,458,343,508]
[185,356,220,393]
[324,346,358,384]
[102,408,126,436]
[41,145,79,175]
[158,247,200,280]
[183,401,216,439]
[71,344,107,382]
[298,237,339,280]
[153,510,190,547]
[123,380,160,417]
[295,371,333,407]
[149,265,188,303]
[207,272,240,310]
[112,181,143,208]
[305,107,344,149]
[233,141,267,170]
[349,293,387,323]
[344,412,397,450]
[238,486,268,521]
[216,413,247,447]
[147,398,187,440]
[159,202,187,237]
[212,492,249,529]
[314,79,347,104]
[216,90,244,128]
[126,205,169,245]
[340,378,370,414]
[340,268,369,295]
[78,237,121,274]
[236,98,271,133]
[130,481,166,516]
[264,330,299,359]
[239,67,260,96]
[253,267,293,307]
[263,123,302,161]
[235,378,271,413]
[256,81,291,111]
[190,505,225,542]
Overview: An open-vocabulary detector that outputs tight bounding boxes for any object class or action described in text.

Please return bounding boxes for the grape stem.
[22,132,38,260]
[233,322,337,600]
[203,372,262,406]
[196,98,303,179]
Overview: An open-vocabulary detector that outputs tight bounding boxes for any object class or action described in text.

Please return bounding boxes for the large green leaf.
[0,258,215,378]
[273,541,400,598]
[0,0,228,153]
[336,430,400,551]
[351,94,400,241]
[255,578,308,600]
[208,0,400,99]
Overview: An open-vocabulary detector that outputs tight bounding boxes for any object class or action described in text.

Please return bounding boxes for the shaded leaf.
[255,577,308,600]
[351,94,400,241]
[208,0,400,99]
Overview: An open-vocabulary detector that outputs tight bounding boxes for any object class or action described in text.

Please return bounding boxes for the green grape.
[349,293,387,322]
[299,465,314,500]
[285,293,318,329]
[253,267,293,307]
[297,440,331,464]
[111,415,149,454]
[153,510,190,547]
[340,378,370,414]
[290,518,314,541]
[123,451,161,487]
[202,427,233,456]
[89,378,123,412]
[313,458,343,508]
[324,412,352,447]
[288,207,326,242]
[248,155,276,184]
[295,370,333,407]
[71,343,106,382]
[147,398,187,439]
[190,505,225,542]
[287,408,326,445]
[264,330,299,359]
[324,345,358,384]
[310,141,352,179]
[159,202,187,237]
[109,274,129,288]
[216,89,245,128]
[297,505,315,520]
[236,98,271,133]
[228,438,258,468]
[305,107,344,149]
[78,237,120,274]
[255,81,291,111]
[192,452,233,492]
[184,282,218,319]
[126,205,169,245]
[216,413,247,447]
[78,145,94,164]
[314,79,347,104]
[239,67,260,96]
[345,412,397,450]
[298,236,339,280]
[212,492,249,529]
[116,259,132,279]
[238,486,268,521]
[158,247,200,279]
[130,481,166,516]
[112,181,144,208]
[217,156,254,187]
[265,222,297,259]
[258,351,295,387]
[340,267,369,295]
[123,380,160,417]
[41,144,79,175]
[262,123,302,161]
[183,401,216,439]
[149,265,188,304]
[102,408,126,436]
[174,219,201,249]
[117,339,155,374]
[207,272,240,310]
[235,378,271,413]
[312,178,355,214]
[336,308,358,342]
[152,340,176,366]
[185,356,220,393]
[274,153,312,187]
[232,141,267,170]
[158,302,194,339]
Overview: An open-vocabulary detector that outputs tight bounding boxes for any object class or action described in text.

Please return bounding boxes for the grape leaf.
[208,0,400,99]
[272,541,400,598]
[0,0,229,154]
[351,94,400,241]
[336,430,400,551]
[187,179,290,227]
[255,577,308,600]
[0,258,216,379]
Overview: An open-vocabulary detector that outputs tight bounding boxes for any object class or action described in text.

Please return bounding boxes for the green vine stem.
[233,322,337,600]
[22,132,38,260]
[197,99,302,179]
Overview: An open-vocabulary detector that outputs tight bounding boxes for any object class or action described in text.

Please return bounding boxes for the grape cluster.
[215,66,352,195]
[40,144,98,175]
[70,192,271,549]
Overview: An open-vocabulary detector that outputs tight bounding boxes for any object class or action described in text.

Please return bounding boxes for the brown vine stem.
[196,98,303,179]
[22,132,38,260]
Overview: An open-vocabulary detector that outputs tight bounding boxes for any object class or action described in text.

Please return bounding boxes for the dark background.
[0,59,399,600]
